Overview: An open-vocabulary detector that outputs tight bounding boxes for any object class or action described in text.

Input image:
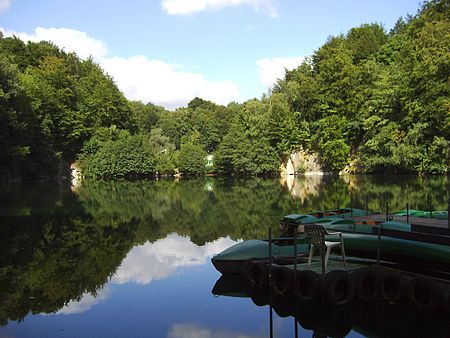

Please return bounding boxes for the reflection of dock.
[212,274,450,338]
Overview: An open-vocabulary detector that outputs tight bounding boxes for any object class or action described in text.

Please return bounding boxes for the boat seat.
[304,223,347,271]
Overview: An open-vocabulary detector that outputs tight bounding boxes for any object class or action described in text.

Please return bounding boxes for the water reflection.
[54,286,112,315]
[112,235,237,285]
[212,275,450,338]
[168,323,263,338]
[0,175,448,334]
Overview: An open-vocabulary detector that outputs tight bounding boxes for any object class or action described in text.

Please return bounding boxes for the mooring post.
[269,296,274,338]
[447,198,449,229]
[385,200,389,222]
[293,229,299,338]
[294,317,298,338]
[320,243,325,276]
[377,222,382,265]
[268,226,273,338]
[406,202,409,223]
[268,227,272,283]
[293,227,298,281]
[428,195,432,218]
[365,196,368,216]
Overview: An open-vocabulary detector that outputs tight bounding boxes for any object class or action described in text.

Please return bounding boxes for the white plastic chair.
[304,223,346,270]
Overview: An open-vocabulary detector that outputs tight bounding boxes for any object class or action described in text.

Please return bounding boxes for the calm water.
[0,175,449,338]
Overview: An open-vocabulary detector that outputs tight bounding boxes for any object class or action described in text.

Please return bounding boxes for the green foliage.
[0,38,134,180]
[177,141,207,175]
[80,132,155,179]
[311,115,350,171]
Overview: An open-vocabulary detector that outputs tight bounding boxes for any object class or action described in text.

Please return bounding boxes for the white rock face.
[281,151,324,176]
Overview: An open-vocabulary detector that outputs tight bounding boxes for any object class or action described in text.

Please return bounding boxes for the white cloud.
[1,27,108,60]
[111,234,238,285]
[52,286,111,315]
[161,0,278,17]
[101,56,241,110]
[0,0,12,13]
[256,56,304,89]
[168,323,265,338]
[0,27,242,110]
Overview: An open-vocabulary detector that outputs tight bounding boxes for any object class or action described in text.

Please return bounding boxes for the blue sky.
[0,0,421,110]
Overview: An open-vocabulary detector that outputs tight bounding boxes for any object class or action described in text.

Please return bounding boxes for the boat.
[212,216,450,275]
[211,237,310,274]
[212,214,346,274]
[323,219,450,273]
[394,209,448,220]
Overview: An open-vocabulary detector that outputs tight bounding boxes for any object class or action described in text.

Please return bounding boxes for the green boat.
[212,213,345,274]
[394,209,448,219]
[212,216,450,275]
[324,219,450,273]
[211,237,310,274]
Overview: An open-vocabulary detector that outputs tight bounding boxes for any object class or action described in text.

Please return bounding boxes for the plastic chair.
[304,223,347,270]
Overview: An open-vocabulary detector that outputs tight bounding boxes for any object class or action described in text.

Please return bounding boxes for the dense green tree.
[129,101,164,134]
[81,132,155,179]
[177,141,207,175]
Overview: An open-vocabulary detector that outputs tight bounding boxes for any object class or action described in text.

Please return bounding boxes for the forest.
[0,0,448,180]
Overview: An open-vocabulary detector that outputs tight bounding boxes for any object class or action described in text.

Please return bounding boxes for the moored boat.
[394,209,448,219]
[212,215,450,275]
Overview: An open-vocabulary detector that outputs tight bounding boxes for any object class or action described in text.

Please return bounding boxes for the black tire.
[243,261,269,288]
[247,286,270,307]
[323,270,355,306]
[295,301,317,330]
[379,271,407,304]
[272,266,294,296]
[272,293,296,318]
[351,267,379,302]
[407,277,443,310]
[294,270,322,302]
[322,306,353,338]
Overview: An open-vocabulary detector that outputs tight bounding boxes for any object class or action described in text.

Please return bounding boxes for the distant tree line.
[0,0,448,180]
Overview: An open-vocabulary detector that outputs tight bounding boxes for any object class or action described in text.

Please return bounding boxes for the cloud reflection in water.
[112,234,237,285]
[168,323,265,338]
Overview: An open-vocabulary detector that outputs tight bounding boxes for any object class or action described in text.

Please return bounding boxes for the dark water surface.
[0,175,448,338]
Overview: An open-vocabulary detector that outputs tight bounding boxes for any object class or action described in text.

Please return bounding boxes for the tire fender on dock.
[242,261,269,288]
[351,267,380,302]
[323,270,355,306]
[294,270,322,302]
[407,276,443,310]
[271,266,294,296]
[379,270,407,303]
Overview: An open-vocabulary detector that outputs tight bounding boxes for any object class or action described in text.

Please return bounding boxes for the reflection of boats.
[212,274,450,338]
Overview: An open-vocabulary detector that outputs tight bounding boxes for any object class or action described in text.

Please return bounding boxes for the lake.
[0,175,449,337]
